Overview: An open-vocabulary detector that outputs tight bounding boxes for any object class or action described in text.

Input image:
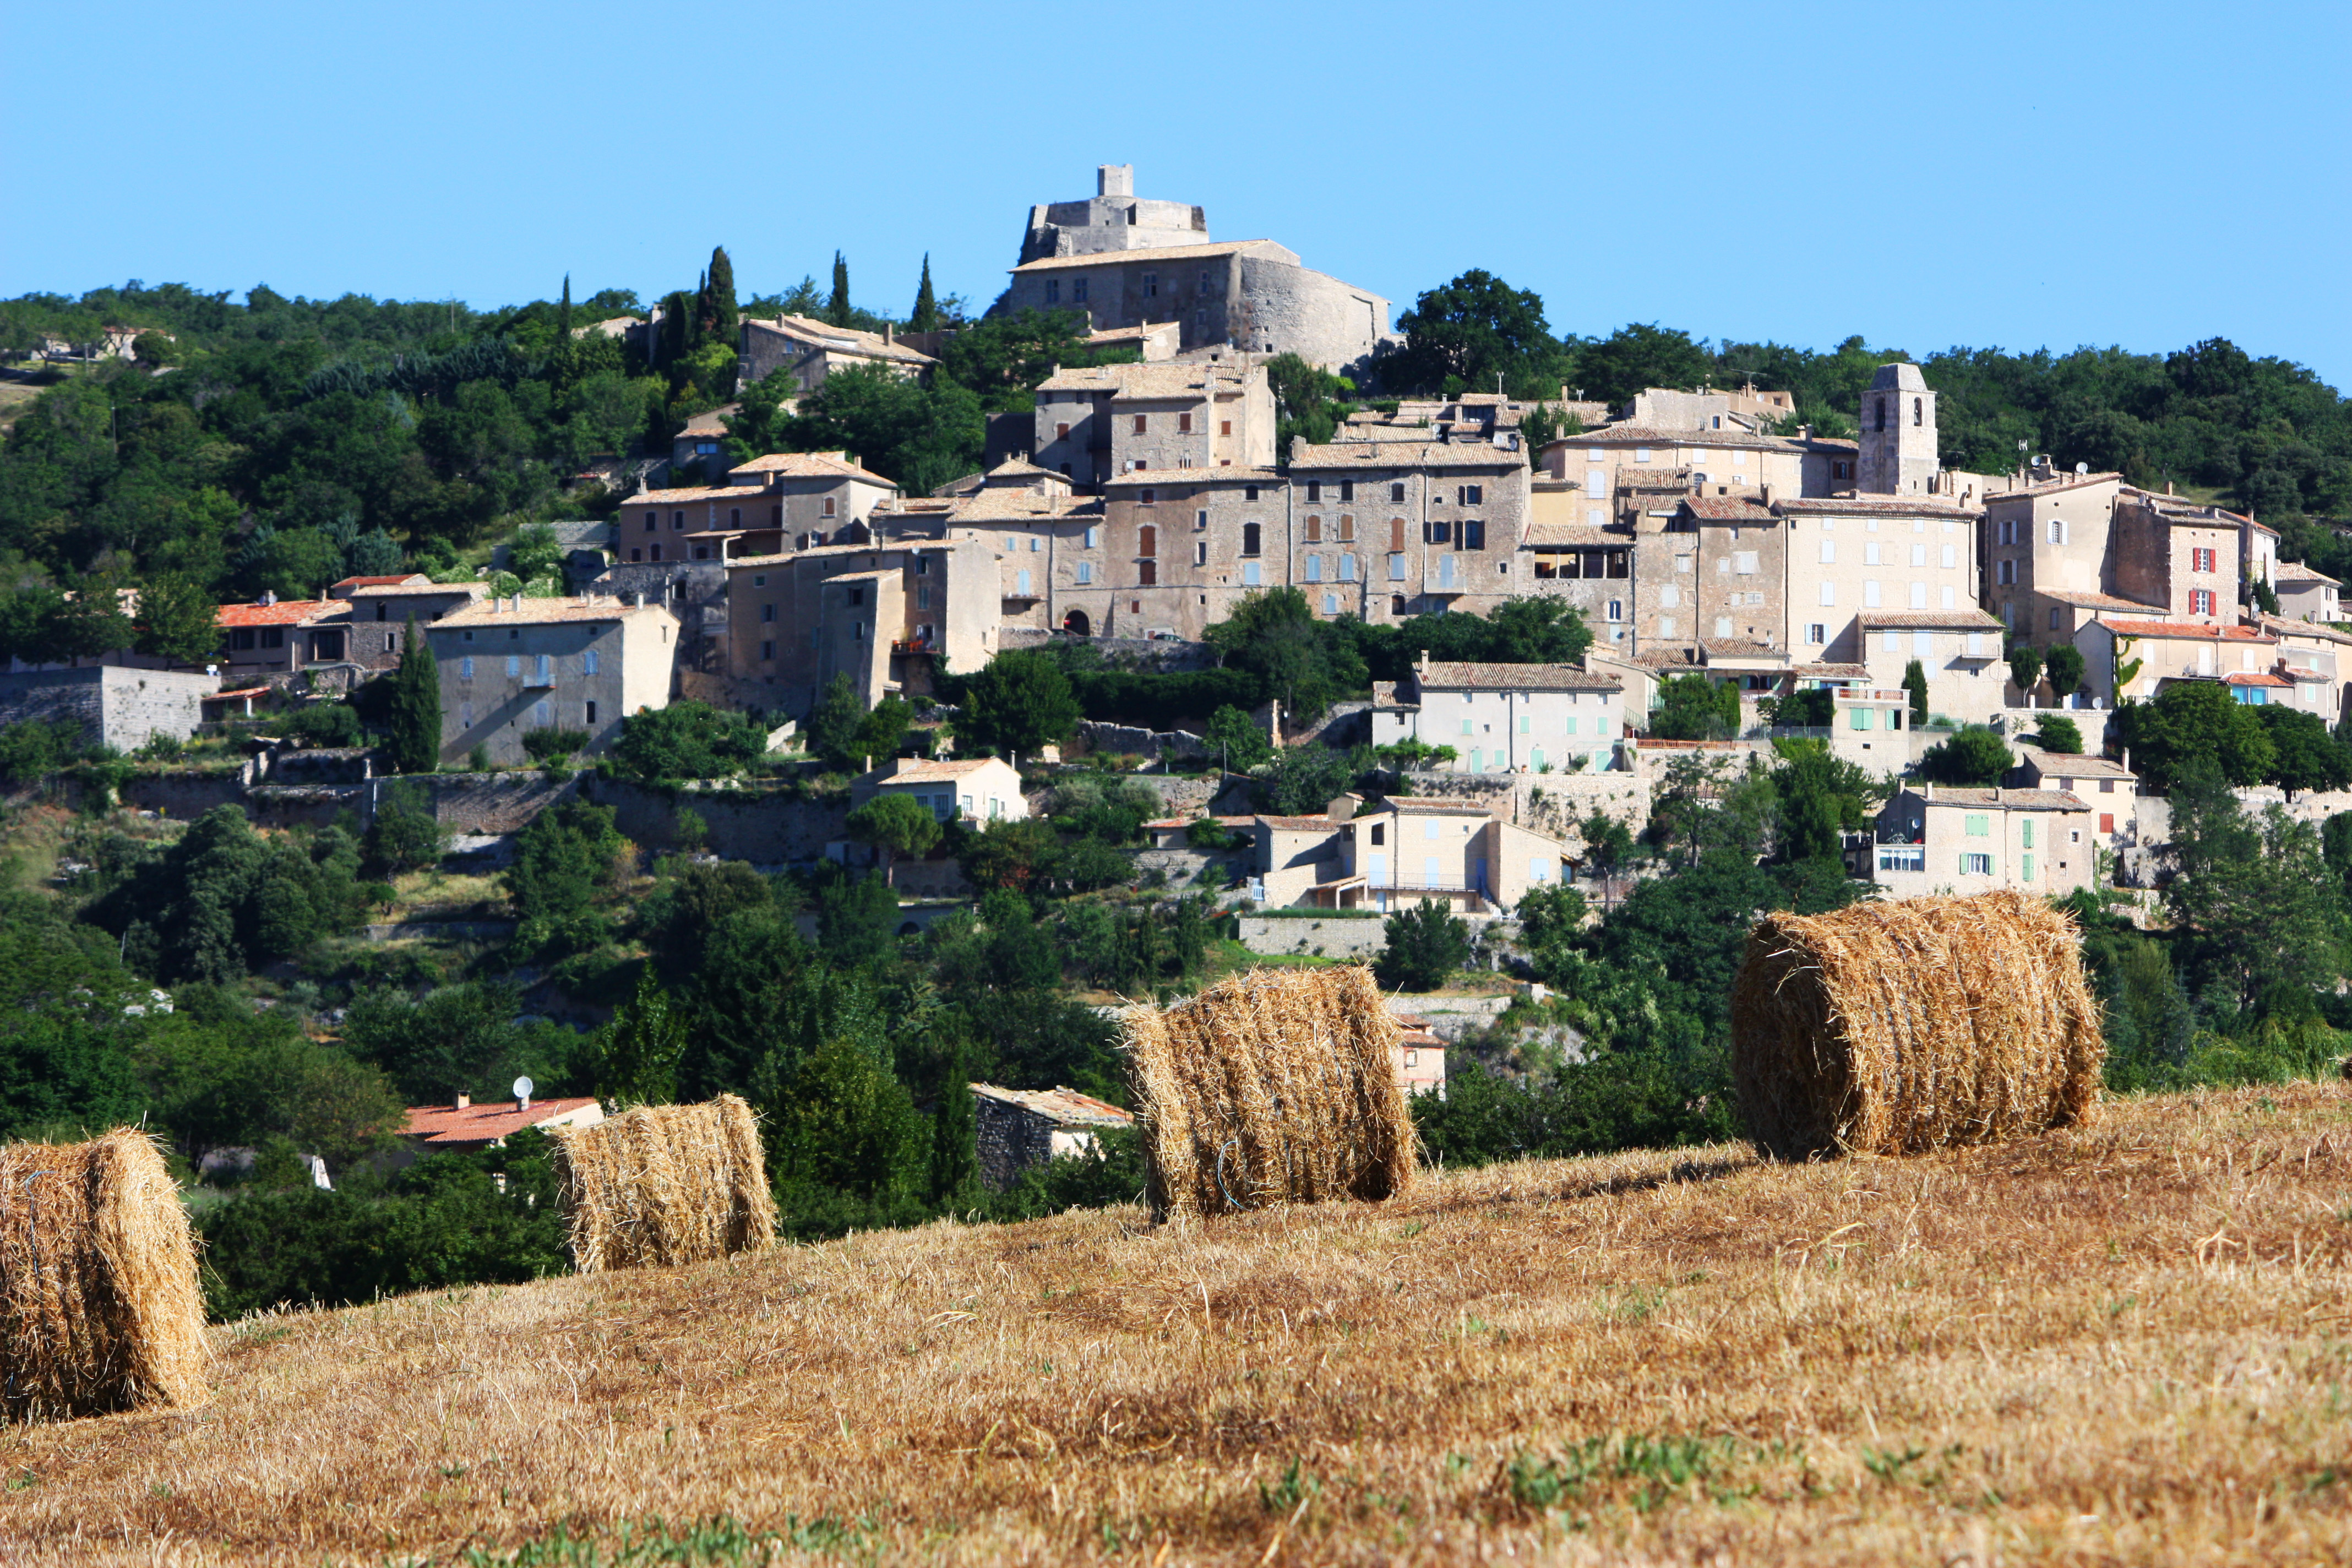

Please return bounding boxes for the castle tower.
[1857,362,1939,495]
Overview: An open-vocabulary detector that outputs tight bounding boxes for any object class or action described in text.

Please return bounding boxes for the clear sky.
[6,0,2347,386]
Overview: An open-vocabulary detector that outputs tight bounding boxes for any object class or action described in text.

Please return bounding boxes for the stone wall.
[1232,255,1391,374]
[1074,720,1208,763]
[385,774,584,834]
[1237,913,1386,960]
[973,1095,1055,1191]
[585,777,847,864]
[122,769,255,820]
[0,666,213,753]
[999,628,1218,672]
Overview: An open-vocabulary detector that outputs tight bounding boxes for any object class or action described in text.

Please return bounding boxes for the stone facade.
[1371,658,1628,777]
[1857,363,1941,496]
[428,597,677,766]
[734,316,935,395]
[1866,786,2096,899]
[970,1084,1134,1192]
[0,666,214,752]
[724,537,999,710]
[1030,360,1272,484]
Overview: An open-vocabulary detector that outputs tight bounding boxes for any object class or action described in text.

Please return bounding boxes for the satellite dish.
[512,1076,535,1102]
[2075,461,2089,475]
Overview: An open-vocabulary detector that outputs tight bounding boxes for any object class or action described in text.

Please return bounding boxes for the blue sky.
[6,0,2347,387]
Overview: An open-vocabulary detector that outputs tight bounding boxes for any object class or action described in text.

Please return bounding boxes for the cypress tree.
[829,252,851,326]
[1903,658,1930,725]
[659,290,690,367]
[910,254,938,333]
[387,614,441,774]
[706,246,738,341]
[557,273,573,339]
[928,1043,979,1207]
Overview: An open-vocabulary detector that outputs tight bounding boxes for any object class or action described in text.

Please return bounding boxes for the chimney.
[454,1093,471,1110]
[884,323,894,346]
[634,591,645,608]
[517,1087,531,1112]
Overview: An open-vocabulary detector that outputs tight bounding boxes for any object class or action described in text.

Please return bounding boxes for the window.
[846,586,864,607]
[1460,520,1485,550]
[1997,559,2016,585]
[1864,580,1882,607]
[759,639,774,661]
[1338,514,1355,542]
[1878,846,1925,873]
[1245,484,1260,501]
[1865,542,1882,567]
[2049,607,2062,630]
[1139,560,1157,586]
[759,602,776,623]
[1084,526,1100,549]
[1220,420,1231,436]
[2192,547,2216,573]
[2191,589,2215,616]
[460,656,475,679]
[1044,279,1060,304]
[2021,819,2035,850]
[1820,582,1836,606]
[1178,412,1193,435]
[1909,543,1926,568]
[2049,519,2067,545]
[1243,561,1261,586]
[1305,481,1323,503]
[917,585,932,609]
[1913,396,1924,427]
[1322,592,1338,614]
[649,543,662,562]
[460,702,473,729]
[1071,277,1086,303]
[1961,852,1994,876]
[1850,707,1875,731]
[1460,484,1484,505]
[1016,568,1032,596]
[1076,562,1093,585]
[1195,541,1208,566]
[1607,599,1623,622]
[1910,582,1929,608]
[644,510,657,531]
[1805,622,1826,645]
[1305,514,1322,542]
[1055,422,1070,440]
[1941,543,1957,568]
[1340,552,1357,581]
[1130,414,1147,437]
[673,511,686,530]
[533,698,552,727]
[1387,552,1406,581]
[1660,584,1681,609]
[2022,853,2035,880]
[535,654,552,684]
[1658,616,1678,637]
[1139,525,1156,557]
[1735,551,1758,575]
[1820,540,1836,564]
[1142,272,1157,297]
[1426,520,1451,545]
[1306,556,1323,583]
[1242,522,1261,557]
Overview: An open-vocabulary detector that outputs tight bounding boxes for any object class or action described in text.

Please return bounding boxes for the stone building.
[1980,471,2131,637]
[2110,488,2245,624]
[1284,439,1533,621]
[1086,467,1282,639]
[2012,745,2141,847]
[2072,618,2280,709]
[1857,363,1943,497]
[427,595,677,766]
[1865,785,2095,900]
[851,755,1028,824]
[1031,359,1273,484]
[616,453,899,565]
[1852,611,2008,726]
[330,577,486,668]
[1539,424,1804,525]
[734,315,937,394]
[723,537,999,707]
[213,599,352,682]
[1369,656,1627,776]
[968,1083,1133,1193]
[993,166,1393,372]
[2272,559,2341,623]
[0,666,214,753]
[1776,496,1983,664]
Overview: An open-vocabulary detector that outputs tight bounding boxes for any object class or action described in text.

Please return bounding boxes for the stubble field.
[8,1082,2352,1565]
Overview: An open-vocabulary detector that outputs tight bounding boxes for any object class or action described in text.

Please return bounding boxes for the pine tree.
[829,252,851,326]
[1903,658,1929,725]
[595,968,687,1110]
[706,246,738,341]
[386,615,442,774]
[910,254,938,333]
[928,1043,979,1207]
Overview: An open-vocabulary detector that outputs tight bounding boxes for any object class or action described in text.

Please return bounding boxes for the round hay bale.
[1120,965,1418,1222]
[1731,890,2104,1159]
[549,1095,776,1273]
[0,1129,209,1420]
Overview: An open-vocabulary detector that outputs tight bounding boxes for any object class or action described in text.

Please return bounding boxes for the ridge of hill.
[8,1082,2351,1565]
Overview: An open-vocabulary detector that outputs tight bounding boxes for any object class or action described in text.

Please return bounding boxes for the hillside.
[7,1083,2349,1565]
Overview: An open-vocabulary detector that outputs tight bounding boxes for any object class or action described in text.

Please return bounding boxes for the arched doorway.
[1063,608,1091,636]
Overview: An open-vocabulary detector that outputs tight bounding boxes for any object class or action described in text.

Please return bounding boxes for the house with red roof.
[213,597,352,682]
[393,1090,605,1167]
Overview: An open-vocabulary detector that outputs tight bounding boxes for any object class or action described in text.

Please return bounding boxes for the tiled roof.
[868,758,1011,783]
[1793,662,1872,678]
[349,581,487,599]
[1417,661,1620,693]
[1611,466,1695,489]
[1679,496,1777,522]
[1700,639,1785,660]
[969,1084,1133,1127]
[1775,496,1980,517]
[725,450,897,487]
[2039,589,2169,612]
[945,493,1103,525]
[1371,680,1412,708]
[1987,472,2122,500]
[1083,322,1174,344]
[1855,610,2002,629]
[1525,522,1631,548]
[1010,239,1289,273]
[1795,435,1861,452]
[2257,613,2352,646]
[1380,797,1496,815]
[1109,467,1282,486]
[2273,560,2340,585]
[1035,362,1253,398]
[1288,442,1526,471]
[2222,670,2293,687]
[430,597,661,629]
[676,407,737,436]
[332,574,427,590]
[1256,814,1343,830]
[627,485,740,505]
[743,315,936,366]
[216,599,341,628]
[399,1097,602,1147]
[1913,788,2090,810]
[2099,619,2274,641]
[1547,424,1796,453]
[2016,745,2136,778]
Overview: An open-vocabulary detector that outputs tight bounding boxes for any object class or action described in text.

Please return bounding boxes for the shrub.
[1917,726,2012,786]
[612,703,766,782]
[523,727,590,764]
[1379,898,1471,991]
[279,702,362,748]
[367,779,448,876]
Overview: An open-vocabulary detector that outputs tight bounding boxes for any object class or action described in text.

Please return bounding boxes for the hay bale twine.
[549,1095,776,1273]
[1732,889,2104,1159]
[0,1129,209,1420]
[1120,965,1418,1222]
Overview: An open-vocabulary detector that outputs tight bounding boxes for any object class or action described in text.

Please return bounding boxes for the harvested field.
[6,1084,2352,1563]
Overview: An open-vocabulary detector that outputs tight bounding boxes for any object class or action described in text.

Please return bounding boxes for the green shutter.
[1964,813,1990,836]
[2023,853,2035,880]
[2021,819,2035,849]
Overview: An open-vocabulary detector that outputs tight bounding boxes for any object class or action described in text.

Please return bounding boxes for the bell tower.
[1857,362,1939,495]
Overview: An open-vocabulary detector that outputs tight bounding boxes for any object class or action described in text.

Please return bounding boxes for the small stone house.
[1370,655,1627,775]
[970,1084,1133,1191]
[850,755,1028,824]
[391,1090,605,1169]
[331,577,487,668]
[1864,784,2095,899]
[2011,745,2139,845]
[426,595,678,766]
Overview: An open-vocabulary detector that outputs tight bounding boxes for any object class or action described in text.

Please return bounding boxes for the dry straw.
[1121,965,1418,1221]
[549,1095,776,1273]
[1732,889,2104,1159]
[0,1129,209,1421]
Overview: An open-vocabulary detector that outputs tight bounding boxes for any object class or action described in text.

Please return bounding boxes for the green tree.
[134,574,222,666]
[1563,323,1715,407]
[1772,742,1877,863]
[366,778,448,876]
[846,792,943,886]
[936,308,1130,413]
[2029,714,2085,754]
[807,673,865,769]
[1379,899,1471,991]
[2114,681,2277,790]
[956,650,1080,759]
[955,817,1059,893]
[1647,674,1739,740]
[928,1043,978,1206]
[1902,658,1929,724]
[504,798,626,951]
[2044,643,2087,704]
[1205,586,1365,722]
[385,617,440,774]
[611,701,766,781]
[828,252,851,328]
[505,523,564,586]
[1917,727,2012,785]
[1201,704,1272,773]
[1576,810,1635,875]
[2007,644,2044,703]
[910,254,939,334]
[2254,704,2352,799]
[771,1032,923,1204]
[1385,270,1567,398]
[595,968,687,1110]
[704,246,738,342]
[2164,758,2342,1011]
[783,362,984,497]
[1256,744,1354,816]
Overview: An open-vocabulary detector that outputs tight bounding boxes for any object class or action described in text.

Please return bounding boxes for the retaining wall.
[1237,912,1386,960]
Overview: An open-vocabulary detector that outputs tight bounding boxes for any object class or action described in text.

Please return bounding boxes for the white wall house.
[1370,656,1626,774]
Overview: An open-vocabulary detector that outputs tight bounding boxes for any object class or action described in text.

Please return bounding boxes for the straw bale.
[1120,965,1418,1221]
[0,1129,209,1420]
[1732,890,2104,1159]
[549,1095,775,1273]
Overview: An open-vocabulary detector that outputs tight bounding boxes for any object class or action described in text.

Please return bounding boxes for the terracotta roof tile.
[1855,611,2002,630]
[431,597,667,629]
[2099,619,2274,641]
[968,1084,1133,1126]
[1912,788,2089,810]
[216,600,341,628]
[400,1097,602,1147]
[1010,239,1289,273]
[1417,661,1621,693]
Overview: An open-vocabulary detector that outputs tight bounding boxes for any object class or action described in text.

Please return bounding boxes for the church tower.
[1857,362,1939,495]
